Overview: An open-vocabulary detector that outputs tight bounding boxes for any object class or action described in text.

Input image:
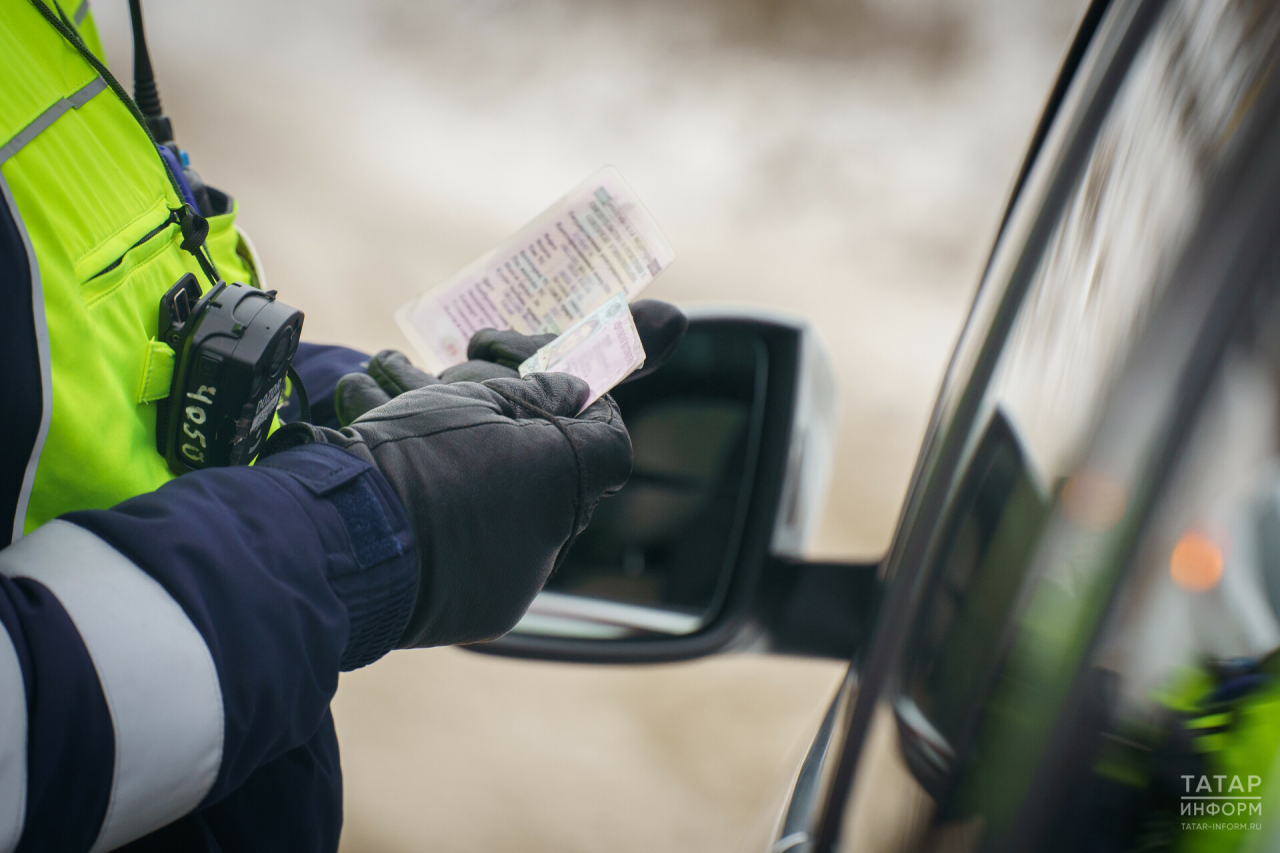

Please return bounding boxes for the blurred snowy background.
[92,1,1084,849]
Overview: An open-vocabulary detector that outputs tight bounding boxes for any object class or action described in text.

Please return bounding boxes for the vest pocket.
[80,209,185,309]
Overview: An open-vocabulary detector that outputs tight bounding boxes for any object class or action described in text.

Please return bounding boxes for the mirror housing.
[469,307,878,663]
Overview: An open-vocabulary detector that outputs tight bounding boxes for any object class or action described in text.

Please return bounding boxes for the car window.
[931,1,1280,847]
[919,0,1268,770]
[829,1,1280,850]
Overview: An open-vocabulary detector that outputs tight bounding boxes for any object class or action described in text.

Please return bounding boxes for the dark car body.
[770,0,1280,850]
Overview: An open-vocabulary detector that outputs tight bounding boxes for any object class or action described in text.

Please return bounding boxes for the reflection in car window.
[897,414,1046,800]
[927,0,1279,779]
[937,0,1280,847]
[984,0,1280,489]
[1029,257,1280,852]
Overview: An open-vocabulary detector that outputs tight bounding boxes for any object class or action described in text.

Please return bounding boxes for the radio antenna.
[128,0,173,143]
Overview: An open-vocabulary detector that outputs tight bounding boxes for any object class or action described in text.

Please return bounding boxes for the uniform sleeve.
[0,443,416,853]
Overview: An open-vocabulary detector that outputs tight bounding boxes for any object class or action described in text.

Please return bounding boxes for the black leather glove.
[439,298,688,384]
[267,373,631,648]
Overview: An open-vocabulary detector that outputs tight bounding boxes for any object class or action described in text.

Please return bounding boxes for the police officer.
[0,1,685,849]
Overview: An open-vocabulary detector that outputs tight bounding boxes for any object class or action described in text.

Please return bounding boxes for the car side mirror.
[469,307,880,663]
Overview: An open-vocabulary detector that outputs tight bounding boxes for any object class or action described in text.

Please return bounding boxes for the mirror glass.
[512,325,769,640]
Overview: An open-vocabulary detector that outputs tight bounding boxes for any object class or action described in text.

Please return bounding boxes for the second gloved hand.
[267,373,631,648]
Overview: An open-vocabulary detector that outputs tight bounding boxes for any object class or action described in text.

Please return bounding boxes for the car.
[468,0,1280,850]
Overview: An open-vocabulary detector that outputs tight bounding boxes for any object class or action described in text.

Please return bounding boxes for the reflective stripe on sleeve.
[0,626,26,853]
[0,520,224,852]
[0,76,107,166]
[0,167,52,544]
[73,0,90,27]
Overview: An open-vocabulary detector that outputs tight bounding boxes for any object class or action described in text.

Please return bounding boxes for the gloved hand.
[266,373,631,648]
[440,298,688,384]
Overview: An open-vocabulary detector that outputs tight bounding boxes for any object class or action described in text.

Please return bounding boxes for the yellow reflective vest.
[1,0,261,536]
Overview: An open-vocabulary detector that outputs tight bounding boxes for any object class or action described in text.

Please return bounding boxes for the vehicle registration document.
[396,166,675,392]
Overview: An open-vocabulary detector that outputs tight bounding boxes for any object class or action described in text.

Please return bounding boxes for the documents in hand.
[396,166,674,373]
[518,294,645,412]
